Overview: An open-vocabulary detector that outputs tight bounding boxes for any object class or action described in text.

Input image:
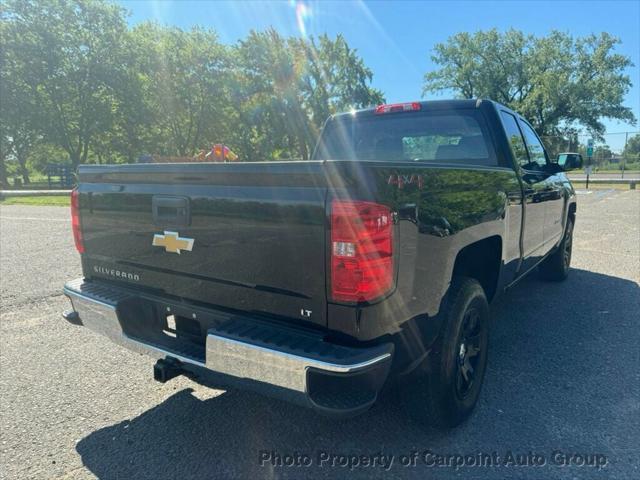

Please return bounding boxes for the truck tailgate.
[78,162,329,327]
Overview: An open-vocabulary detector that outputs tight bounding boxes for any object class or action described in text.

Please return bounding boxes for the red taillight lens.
[71,189,84,254]
[330,200,394,303]
[374,102,421,114]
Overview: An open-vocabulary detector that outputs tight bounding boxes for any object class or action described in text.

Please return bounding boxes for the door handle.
[152,195,190,228]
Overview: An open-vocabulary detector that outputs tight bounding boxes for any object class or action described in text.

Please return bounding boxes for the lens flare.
[290,1,311,36]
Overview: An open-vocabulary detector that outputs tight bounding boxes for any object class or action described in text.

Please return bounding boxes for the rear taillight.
[374,102,421,114]
[330,200,394,303]
[71,189,84,254]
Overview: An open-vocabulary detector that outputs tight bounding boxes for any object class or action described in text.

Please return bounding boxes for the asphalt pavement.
[1,190,639,479]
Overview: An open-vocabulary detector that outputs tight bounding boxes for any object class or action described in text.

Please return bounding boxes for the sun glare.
[290,0,312,37]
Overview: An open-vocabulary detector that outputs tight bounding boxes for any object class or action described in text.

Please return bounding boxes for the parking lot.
[1,189,638,479]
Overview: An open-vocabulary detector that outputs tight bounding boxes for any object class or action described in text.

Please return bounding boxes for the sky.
[120,0,640,151]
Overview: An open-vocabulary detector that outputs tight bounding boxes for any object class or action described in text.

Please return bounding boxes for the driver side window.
[519,121,548,170]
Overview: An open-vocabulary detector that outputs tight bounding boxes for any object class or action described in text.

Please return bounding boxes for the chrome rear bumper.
[63,278,393,416]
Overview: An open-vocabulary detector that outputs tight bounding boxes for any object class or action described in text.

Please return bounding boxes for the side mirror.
[555,154,583,170]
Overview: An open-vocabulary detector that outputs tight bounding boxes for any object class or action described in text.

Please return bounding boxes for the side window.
[518,121,547,170]
[500,111,528,167]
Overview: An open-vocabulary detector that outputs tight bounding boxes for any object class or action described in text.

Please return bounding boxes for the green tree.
[423,29,636,138]
[297,34,384,131]
[1,1,384,173]
[234,29,311,160]
[98,28,158,163]
[233,29,384,160]
[129,23,232,157]
[24,142,69,176]
[622,134,640,162]
[2,0,129,168]
[593,144,613,168]
[0,72,40,185]
[0,15,41,185]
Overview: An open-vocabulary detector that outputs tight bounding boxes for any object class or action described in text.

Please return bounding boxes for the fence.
[540,131,640,173]
[45,164,75,188]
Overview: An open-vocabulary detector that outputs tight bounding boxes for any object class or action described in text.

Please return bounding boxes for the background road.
[1,190,639,479]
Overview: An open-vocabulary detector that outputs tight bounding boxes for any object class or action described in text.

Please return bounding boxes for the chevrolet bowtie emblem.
[152,231,194,254]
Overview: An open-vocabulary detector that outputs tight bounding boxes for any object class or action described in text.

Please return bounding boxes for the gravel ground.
[1,190,639,480]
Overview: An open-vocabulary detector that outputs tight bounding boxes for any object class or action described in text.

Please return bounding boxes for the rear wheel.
[400,277,489,429]
[539,217,574,281]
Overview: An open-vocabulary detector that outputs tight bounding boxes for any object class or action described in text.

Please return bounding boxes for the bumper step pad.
[63,278,393,417]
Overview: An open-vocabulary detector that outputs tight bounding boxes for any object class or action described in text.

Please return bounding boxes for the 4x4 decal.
[387,174,424,190]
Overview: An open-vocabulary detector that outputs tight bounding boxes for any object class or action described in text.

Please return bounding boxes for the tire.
[400,277,489,429]
[539,217,574,281]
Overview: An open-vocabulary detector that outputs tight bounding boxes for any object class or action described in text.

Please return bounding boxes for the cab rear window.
[316,110,497,166]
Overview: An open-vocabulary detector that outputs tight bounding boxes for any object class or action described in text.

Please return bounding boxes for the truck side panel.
[323,161,522,346]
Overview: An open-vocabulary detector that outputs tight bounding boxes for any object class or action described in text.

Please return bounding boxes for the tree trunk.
[81,140,90,164]
[70,151,81,170]
[0,158,8,188]
[18,155,30,184]
[299,139,309,160]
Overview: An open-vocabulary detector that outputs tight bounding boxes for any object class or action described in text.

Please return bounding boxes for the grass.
[6,173,74,190]
[589,170,640,175]
[4,180,73,190]
[0,195,70,206]
[565,169,640,175]
[570,182,634,191]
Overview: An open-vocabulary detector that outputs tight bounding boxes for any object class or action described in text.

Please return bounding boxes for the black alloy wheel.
[455,307,482,400]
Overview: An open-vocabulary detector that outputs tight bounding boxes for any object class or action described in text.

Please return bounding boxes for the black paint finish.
[75,99,576,370]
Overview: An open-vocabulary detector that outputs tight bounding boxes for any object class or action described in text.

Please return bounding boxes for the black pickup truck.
[63,99,576,428]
